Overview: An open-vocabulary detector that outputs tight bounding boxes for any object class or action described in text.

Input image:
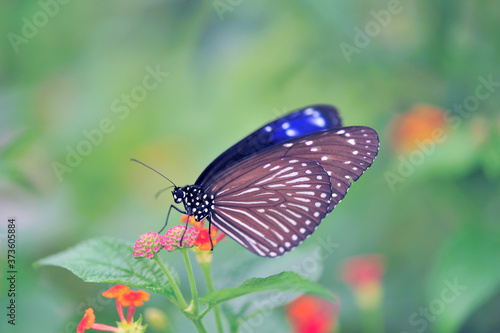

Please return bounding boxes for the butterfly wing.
[204,126,379,257]
[196,105,342,187]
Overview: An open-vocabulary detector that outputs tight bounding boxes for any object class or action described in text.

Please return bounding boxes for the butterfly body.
[164,105,379,258]
[172,185,214,222]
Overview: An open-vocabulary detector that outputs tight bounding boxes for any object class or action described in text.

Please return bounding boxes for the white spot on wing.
[296,191,315,196]
[292,184,311,188]
[286,209,302,218]
[278,171,299,178]
[286,177,310,184]
[288,203,309,212]
[231,187,260,197]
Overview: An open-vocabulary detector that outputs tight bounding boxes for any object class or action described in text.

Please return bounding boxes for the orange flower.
[195,228,218,251]
[101,284,150,324]
[341,254,384,309]
[390,104,448,153]
[119,290,150,307]
[102,284,130,298]
[77,308,119,333]
[181,214,204,230]
[77,308,95,333]
[287,295,339,333]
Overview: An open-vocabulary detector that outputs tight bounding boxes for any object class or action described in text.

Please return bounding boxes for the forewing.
[196,105,342,187]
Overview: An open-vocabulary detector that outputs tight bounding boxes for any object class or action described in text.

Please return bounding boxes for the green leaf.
[200,271,334,306]
[36,237,178,301]
[428,224,500,333]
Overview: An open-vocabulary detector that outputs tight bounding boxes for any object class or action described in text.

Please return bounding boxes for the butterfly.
[134,105,379,257]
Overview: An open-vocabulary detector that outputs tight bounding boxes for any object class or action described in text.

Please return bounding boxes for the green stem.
[192,318,208,333]
[360,306,384,333]
[153,255,188,310]
[200,262,224,333]
[199,304,214,319]
[180,248,200,315]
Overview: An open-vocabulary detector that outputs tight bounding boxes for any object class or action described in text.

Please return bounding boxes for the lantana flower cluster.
[133,215,225,259]
[77,284,149,333]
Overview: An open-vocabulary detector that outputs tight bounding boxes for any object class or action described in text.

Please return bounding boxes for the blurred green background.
[1,0,500,332]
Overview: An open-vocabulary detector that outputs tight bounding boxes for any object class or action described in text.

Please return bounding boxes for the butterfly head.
[172,187,186,203]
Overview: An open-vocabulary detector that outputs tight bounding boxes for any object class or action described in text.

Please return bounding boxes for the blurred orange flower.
[390,104,448,153]
[119,290,150,307]
[341,254,384,310]
[77,307,120,332]
[101,284,150,324]
[77,308,96,333]
[195,227,219,251]
[287,295,339,333]
[102,284,130,298]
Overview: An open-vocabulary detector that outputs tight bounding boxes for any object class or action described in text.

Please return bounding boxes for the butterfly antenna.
[155,186,175,199]
[130,158,177,187]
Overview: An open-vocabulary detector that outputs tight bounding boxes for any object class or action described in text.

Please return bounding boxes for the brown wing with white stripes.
[282,127,379,212]
[204,126,379,257]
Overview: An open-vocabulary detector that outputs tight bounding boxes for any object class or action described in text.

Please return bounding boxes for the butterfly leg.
[159,205,187,233]
[180,219,190,247]
[206,214,214,251]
